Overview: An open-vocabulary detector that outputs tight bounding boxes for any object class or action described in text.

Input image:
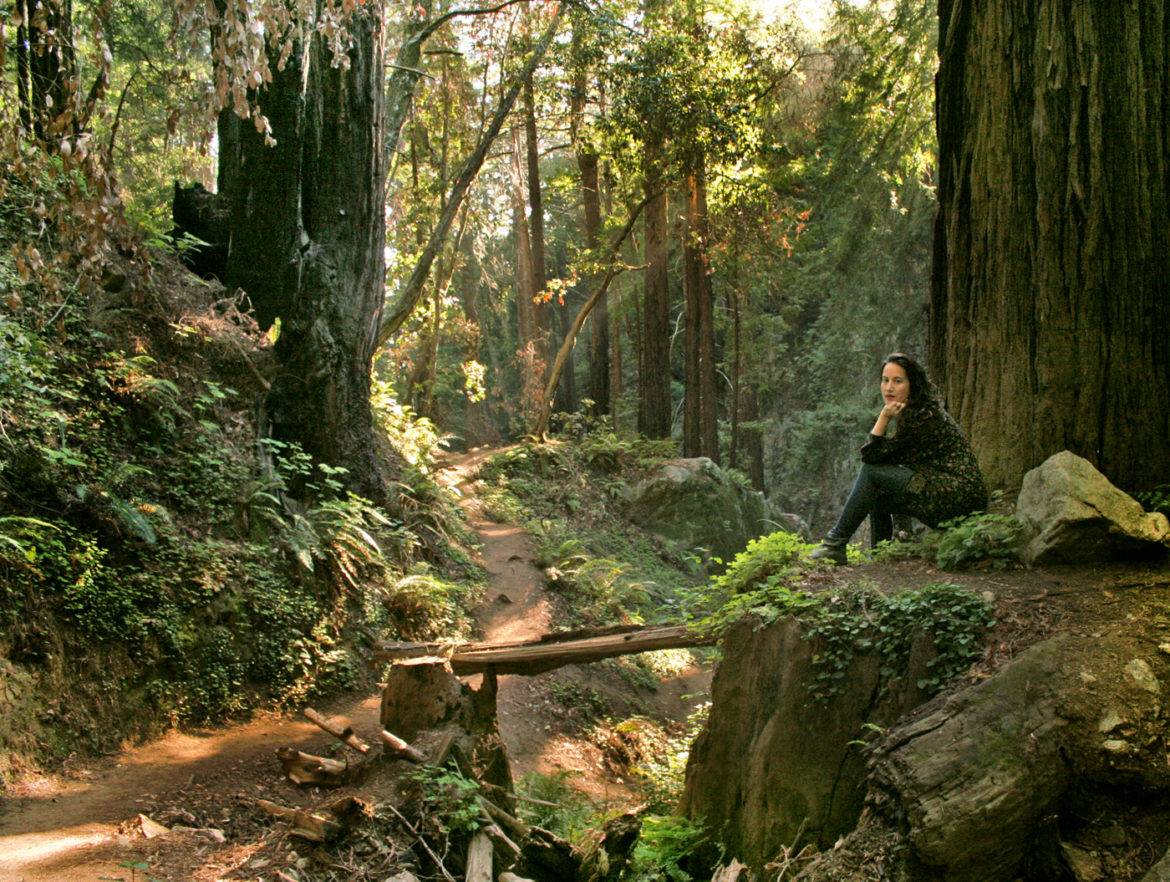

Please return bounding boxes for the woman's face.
[881,362,911,406]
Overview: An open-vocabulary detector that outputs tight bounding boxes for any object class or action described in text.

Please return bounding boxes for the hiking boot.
[809,537,848,566]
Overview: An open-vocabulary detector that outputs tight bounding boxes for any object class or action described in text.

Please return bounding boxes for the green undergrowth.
[0,169,479,780]
[690,532,994,702]
[478,426,703,628]
[868,510,1028,570]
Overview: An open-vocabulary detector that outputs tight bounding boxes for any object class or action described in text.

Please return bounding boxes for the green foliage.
[1135,484,1170,517]
[931,513,1027,570]
[870,512,1027,571]
[631,702,710,811]
[411,764,483,838]
[803,581,993,702]
[685,530,816,632]
[626,814,713,882]
[480,433,701,628]
[548,680,611,723]
[514,770,595,842]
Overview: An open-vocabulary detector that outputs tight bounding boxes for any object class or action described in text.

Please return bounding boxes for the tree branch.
[531,191,655,438]
[376,1,567,350]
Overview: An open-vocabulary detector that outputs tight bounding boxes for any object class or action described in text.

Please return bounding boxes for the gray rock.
[1062,843,1103,882]
[1015,451,1170,564]
[1144,848,1170,882]
[626,458,770,564]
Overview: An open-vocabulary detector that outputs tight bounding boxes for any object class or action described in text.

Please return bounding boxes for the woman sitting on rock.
[810,353,988,565]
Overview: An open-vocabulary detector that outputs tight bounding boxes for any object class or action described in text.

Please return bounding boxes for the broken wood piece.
[304,707,370,754]
[465,829,494,882]
[256,799,339,843]
[480,820,521,860]
[277,747,350,786]
[479,795,531,840]
[711,858,754,882]
[380,729,426,763]
[375,623,716,675]
[482,779,561,808]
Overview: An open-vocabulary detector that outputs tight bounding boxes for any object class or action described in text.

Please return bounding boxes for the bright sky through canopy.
[751,0,836,31]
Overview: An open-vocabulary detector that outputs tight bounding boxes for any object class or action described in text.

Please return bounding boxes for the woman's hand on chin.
[880,400,906,419]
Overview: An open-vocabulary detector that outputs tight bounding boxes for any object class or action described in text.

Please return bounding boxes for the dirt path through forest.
[0,447,709,881]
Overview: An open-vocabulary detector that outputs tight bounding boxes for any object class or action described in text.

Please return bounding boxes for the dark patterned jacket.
[860,400,988,527]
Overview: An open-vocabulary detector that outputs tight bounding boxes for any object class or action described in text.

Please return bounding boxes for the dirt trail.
[0,447,710,880]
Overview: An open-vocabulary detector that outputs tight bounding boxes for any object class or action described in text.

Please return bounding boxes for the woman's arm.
[871,401,905,436]
[861,401,913,464]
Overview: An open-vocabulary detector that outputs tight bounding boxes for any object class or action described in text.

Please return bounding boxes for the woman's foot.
[809,537,848,566]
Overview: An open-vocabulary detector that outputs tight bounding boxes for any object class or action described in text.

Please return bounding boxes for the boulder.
[1015,451,1169,564]
[680,615,938,874]
[626,458,770,564]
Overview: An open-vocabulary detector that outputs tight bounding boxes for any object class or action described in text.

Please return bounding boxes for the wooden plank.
[374,624,715,676]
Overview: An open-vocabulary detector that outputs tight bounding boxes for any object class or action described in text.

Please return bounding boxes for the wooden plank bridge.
[375,623,716,676]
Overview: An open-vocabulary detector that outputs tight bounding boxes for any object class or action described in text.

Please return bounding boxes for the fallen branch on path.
[304,707,371,754]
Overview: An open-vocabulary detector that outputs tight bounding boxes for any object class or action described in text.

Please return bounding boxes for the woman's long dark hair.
[882,352,939,410]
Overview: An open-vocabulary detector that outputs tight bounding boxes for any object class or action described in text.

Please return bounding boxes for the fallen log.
[795,628,1170,882]
[375,624,715,676]
[304,707,370,754]
[276,747,351,787]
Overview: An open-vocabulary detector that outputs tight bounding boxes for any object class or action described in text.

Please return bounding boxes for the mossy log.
[796,629,1170,881]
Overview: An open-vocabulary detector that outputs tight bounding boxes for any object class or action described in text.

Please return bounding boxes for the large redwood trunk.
[219,3,388,500]
[931,0,1170,492]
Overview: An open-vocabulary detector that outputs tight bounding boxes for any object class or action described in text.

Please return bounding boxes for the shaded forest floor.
[0,448,711,881]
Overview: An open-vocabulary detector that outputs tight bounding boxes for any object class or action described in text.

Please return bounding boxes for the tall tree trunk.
[931,0,1170,491]
[235,4,388,501]
[15,0,77,143]
[682,187,701,457]
[741,385,765,491]
[728,278,741,471]
[638,160,671,438]
[511,126,537,349]
[683,165,718,462]
[570,27,609,418]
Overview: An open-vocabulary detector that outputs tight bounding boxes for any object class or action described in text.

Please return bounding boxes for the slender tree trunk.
[728,280,741,470]
[570,33,609,417]
[682,186,701,457]
[931,0,1170,491]
[610,291,622,424]
[683,165,718,462]
[531,197,650,438]
[741,385,764,491]
[523,72,554,367]
[638,160,672,438]
[511,126,537,349]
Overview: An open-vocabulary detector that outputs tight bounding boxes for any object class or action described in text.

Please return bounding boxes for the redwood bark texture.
[255,5,388,501]
[931,0,1170,492]
[638,170,672,438]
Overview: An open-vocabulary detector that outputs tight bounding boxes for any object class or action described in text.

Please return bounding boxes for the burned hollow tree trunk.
[930,0,1170,492]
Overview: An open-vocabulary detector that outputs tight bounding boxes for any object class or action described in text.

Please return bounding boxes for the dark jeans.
[827,463,915,546]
